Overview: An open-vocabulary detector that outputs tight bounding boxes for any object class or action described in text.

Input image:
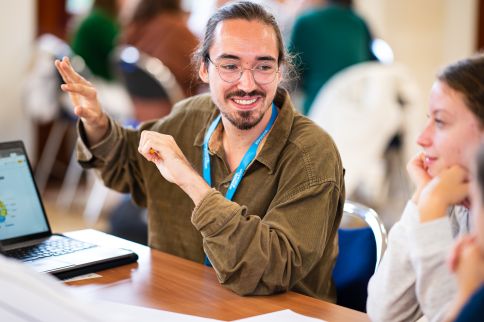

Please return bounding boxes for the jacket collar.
[194,88,295,174]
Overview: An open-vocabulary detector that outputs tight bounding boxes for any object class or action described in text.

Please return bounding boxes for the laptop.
[0,140,138,279]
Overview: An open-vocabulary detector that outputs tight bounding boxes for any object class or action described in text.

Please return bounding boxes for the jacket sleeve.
[367,201,424,322]
[191,177,343,296]
[75,118,152,207]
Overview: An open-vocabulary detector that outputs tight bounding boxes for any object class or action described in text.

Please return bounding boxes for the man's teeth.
[233,98,257,105]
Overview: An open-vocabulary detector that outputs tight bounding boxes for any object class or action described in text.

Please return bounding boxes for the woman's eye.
[434,118,445,127]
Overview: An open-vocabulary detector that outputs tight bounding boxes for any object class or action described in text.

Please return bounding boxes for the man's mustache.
[225,90,265,100]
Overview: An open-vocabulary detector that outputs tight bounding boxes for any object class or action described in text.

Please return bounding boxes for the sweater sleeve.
[367,201,424,322]
[75,118,150,207]
[409,213,457,322]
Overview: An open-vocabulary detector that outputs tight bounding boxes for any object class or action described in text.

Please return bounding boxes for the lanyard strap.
[202,103,278,201]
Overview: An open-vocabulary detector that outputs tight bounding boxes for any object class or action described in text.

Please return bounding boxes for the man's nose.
[237,69,257,92]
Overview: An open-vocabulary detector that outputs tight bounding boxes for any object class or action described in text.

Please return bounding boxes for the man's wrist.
[178,171,212,206]
[83,113,110,146]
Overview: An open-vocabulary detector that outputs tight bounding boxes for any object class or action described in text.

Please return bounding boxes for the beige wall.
[356,0,478,99]
[0,0,36,155]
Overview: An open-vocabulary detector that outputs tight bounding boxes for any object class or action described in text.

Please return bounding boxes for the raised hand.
[54,56,109,145]
[138,130,211,205]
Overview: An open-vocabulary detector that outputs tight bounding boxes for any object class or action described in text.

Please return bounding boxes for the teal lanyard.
[202,103,278,200]
[201,103,278,266]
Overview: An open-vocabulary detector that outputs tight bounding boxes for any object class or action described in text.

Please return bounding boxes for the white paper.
[97,301,222,322]
[0,256,108,322]
[231,309,327,322]
[0,255,221,322]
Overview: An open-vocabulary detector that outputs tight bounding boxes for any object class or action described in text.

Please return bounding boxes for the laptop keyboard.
[6,237,96,261]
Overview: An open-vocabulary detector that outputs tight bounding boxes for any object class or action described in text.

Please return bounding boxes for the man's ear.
[199,61,209,83]
[276,66,283,85]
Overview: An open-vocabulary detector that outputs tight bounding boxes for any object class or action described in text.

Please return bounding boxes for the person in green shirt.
[71,0,120,80]
[55,1,344,301]
[289,0,375,115]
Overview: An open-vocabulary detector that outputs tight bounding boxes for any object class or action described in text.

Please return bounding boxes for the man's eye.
[220,64,240,71]
[256,64,274,72]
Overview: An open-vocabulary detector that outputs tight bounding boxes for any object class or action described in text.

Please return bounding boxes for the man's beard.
[223,90,267,130]
[221,109,265,130]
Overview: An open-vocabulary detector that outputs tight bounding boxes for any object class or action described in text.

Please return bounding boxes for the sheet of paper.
[0,255,221,322]
[231,309,327,322]
[98,300,222,322]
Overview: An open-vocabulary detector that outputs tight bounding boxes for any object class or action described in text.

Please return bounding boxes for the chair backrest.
[112,45,185,106]
[332,200,388,312]
[308,62,423,207]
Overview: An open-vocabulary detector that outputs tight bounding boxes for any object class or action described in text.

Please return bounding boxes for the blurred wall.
[356,0,478,100]
[0,0,36,156]
[0,0,479,160]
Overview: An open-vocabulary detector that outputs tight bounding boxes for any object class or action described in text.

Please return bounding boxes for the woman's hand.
[417,165,468,222]
[445,235,484,321]
[407,152,432,204]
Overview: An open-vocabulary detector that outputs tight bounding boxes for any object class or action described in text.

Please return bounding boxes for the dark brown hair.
[130,0,181,24]
[437,53,484,125]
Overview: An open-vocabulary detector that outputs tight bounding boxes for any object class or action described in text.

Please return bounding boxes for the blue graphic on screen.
[0,150,49,240]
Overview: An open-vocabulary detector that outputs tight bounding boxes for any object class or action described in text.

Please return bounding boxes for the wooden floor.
[42,182,119,234]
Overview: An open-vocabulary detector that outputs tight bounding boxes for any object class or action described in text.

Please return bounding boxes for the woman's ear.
[199,61,209,83]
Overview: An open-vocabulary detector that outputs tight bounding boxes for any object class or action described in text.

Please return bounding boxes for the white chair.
[333,200,388,312]
[309,62,424,208]
[342,200,388,270]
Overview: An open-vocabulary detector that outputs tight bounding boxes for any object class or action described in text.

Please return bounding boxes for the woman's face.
[417,81,483,178]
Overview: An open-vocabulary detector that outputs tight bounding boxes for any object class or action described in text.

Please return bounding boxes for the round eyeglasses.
[207,56,279,85]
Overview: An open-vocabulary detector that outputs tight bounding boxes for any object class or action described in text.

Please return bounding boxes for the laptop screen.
[0,143,50,242]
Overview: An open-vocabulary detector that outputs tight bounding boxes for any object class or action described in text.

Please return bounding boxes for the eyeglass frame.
[206,56,280,85]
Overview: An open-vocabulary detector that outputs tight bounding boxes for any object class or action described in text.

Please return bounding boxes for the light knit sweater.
[367,201,469,322]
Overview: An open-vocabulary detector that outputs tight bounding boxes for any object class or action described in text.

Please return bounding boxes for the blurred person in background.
[71,0,121,81]
[120,0,200,121]
[445,143,484,322]
[367,53,484,322]
[288,0,376,115]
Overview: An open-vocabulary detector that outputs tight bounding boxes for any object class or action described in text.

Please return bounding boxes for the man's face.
[199,19,282,130]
